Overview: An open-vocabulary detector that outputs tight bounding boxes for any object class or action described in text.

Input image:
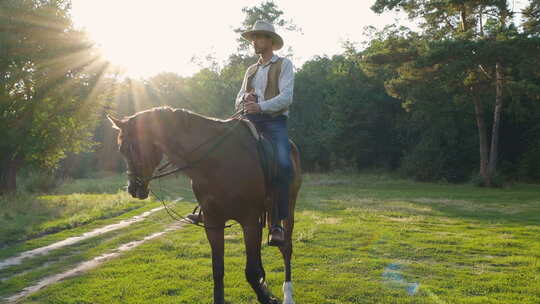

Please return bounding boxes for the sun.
[70,0,238,78]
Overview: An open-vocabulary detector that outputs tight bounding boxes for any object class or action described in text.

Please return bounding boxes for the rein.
[150,186,235,230]
[131,109,245,230]
[150,111,244,180]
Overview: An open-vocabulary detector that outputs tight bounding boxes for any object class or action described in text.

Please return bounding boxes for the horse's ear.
[107,114,126,131]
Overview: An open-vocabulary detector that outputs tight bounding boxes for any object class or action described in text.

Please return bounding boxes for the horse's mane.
[129,106,231,125]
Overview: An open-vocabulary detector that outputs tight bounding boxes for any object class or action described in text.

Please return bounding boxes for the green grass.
[0,181,143,246]
[0,173,195,248]
[1,173,540,303]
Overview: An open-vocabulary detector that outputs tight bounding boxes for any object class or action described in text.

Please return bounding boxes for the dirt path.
[4,222,185,303]
[0,207,164,271]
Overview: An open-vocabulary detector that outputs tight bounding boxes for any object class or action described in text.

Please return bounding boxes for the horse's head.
[108,114,163,199]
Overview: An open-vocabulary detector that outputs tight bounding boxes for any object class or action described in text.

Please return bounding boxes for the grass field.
[0,173,539,303]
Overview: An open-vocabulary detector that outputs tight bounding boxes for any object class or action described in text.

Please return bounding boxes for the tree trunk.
[473,95,490,185]
[0,153,20,194]
[461,8,468,31]
[487,62,504,184]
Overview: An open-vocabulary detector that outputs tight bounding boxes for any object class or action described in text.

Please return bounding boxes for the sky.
[70,0,530,78]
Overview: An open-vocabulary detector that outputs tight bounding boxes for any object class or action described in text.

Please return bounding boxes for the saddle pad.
[239,118,277,195]
[240,118,260,141]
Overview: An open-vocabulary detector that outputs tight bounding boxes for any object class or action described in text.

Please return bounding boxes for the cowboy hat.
[241,20,284,50]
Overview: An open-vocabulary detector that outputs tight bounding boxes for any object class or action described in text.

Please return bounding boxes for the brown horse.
[108,106,302,304]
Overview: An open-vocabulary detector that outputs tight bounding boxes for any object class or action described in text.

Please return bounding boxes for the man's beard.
[254,46,267,54]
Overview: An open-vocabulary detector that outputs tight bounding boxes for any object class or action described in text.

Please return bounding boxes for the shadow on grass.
[298,173,540,226]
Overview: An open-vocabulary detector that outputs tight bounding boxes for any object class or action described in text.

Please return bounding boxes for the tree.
[0,0,108,193]
[233,1,300,54]
[523,0,540,36]
[371,0,540,186]
[289,51,403,171]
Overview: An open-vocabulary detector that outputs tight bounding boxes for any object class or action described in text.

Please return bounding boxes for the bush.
[399,138,474,183]
[470,172,507,188]
[20,171,61,194]
[517,139,540,181]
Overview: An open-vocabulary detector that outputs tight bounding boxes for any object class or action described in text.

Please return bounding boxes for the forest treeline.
[1,0,540,194]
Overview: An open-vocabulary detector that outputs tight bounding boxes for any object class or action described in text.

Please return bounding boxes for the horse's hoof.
[258,295,279,304]
[282,281,295,304]
[268,298,280,304]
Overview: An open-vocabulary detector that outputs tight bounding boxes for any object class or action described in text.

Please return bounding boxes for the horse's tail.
[289,139,302,190]
[286,139,301,229]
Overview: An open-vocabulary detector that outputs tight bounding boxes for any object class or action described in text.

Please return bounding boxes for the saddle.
[257,133,280,197]
[241,118,287,227]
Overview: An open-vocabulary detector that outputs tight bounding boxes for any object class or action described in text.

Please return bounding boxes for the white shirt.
[235,55,295,116]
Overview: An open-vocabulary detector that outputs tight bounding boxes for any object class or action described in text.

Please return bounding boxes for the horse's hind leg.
[279,196,296,304]
[278,136,300,304]
[243,224,279,304]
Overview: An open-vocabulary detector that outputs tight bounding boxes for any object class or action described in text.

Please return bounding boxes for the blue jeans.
[246,114,292,221]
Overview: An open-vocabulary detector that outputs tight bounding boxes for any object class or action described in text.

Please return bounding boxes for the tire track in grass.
[4,222,186,304]
[0,207,164,271]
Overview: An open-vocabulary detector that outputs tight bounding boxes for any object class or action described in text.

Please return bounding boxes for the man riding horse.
[187,20,294,246]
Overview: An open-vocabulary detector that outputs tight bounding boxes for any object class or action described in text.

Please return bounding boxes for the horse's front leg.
[243,224,279,304]
[205,223,225,304]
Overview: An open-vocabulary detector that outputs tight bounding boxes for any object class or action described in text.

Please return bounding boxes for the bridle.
[126,109,245,229]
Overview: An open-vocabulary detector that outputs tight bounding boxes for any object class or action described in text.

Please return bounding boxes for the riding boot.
[268,200,285,246]
[268,223,285,246]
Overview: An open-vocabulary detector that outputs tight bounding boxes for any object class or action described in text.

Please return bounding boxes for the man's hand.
[244,101,262,114]
[243,92,257,103]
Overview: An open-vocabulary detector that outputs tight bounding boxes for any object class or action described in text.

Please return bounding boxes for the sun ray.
[69,0,244,78]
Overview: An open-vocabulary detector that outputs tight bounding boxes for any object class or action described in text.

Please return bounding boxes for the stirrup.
[186,206,203,224]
